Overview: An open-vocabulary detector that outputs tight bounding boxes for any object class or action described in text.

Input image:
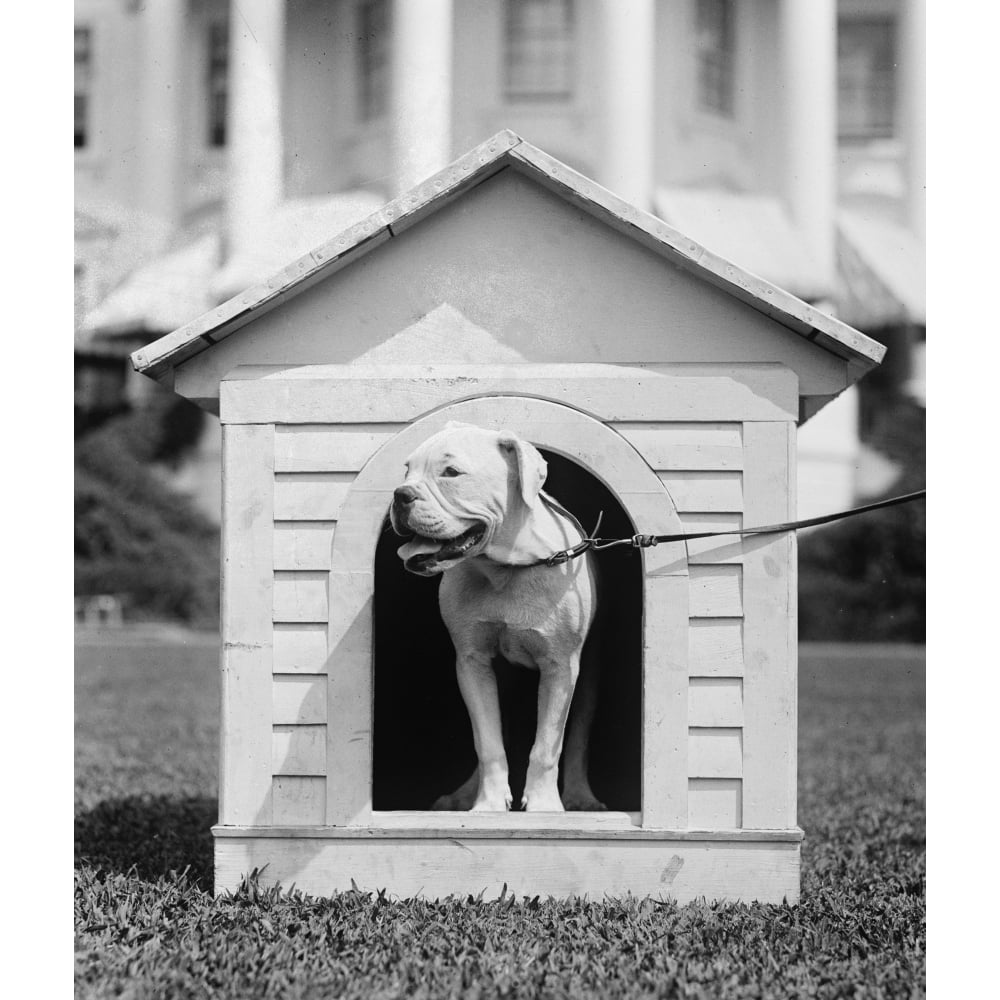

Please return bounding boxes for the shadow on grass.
[75,795,216,888]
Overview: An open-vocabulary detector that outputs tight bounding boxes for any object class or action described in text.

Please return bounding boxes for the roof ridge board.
[508,140,886,367]
[509,141,708,270]
[131,130,524,378]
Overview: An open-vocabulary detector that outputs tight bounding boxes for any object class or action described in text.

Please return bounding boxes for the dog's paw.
[559,790,608,812]
[520,789,565,812]
[470,799,512,812]
[470,787,513,812]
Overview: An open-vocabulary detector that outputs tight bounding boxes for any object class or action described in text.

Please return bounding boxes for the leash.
[543,489,926,567]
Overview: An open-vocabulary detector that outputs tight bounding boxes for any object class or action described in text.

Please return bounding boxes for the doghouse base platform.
[212,816,803,904]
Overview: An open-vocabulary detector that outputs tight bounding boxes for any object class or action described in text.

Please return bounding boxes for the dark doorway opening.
[372,449,643,811]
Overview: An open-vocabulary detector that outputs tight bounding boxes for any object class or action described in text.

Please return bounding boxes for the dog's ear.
[498,432,547,506]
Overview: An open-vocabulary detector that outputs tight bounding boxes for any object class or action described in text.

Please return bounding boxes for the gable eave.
[130,130,523,383]
[504,142,885,371]
[131,129,885,385]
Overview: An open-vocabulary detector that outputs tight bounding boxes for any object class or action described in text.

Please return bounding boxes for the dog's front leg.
[455,653,512,811]
[522,656,579,811]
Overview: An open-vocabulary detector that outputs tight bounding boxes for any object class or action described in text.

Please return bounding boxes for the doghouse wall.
[218,383,797,833]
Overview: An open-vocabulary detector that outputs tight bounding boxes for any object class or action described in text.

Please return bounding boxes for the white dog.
[390,423,605,812]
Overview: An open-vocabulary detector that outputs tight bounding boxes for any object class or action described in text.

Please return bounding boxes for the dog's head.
[390,423,548,576]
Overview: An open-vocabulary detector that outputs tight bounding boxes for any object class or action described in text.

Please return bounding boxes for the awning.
[80,233,220,343]
[836,208,925,329]
[81,192,385,348]
[210,192,385,300]
[654,187,832,302]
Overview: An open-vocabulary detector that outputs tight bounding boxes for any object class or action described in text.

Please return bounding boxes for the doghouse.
[133,131,885,904]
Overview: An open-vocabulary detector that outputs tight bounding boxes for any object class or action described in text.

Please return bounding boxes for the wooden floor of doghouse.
[213,824,803,904]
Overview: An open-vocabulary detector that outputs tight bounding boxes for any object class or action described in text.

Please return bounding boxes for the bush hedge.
[798,398,925,642]
[74,389,219,626]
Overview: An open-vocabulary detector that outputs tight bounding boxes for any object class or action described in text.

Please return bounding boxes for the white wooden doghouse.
[133,132,885,904]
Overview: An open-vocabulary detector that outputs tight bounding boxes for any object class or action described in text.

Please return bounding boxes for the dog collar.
[512,493,597,569]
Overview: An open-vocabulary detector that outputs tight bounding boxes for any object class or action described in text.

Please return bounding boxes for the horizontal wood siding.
[274,424,402,472]
[678,514,745,563]
[657,454,746,830]
[615,422,743,470]
[274,571,328,623]
[688,779,743,829]
[654,444,749,830]
[274,474,352,521]
[658,472,743,513]
[688,619,744,676]
[273,675,327,725]
[272,776,327,826]
[272,624,329,674]
[273,725,327,775]
[274,522,336,571]
[689,565,743,618]
[688,678,743,727]
[688,728,743,779]
[271,426,380,700]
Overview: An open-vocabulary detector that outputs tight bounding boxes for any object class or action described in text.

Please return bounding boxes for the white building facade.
[75,0,925,520]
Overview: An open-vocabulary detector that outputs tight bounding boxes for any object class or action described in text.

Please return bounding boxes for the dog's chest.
[438,560,595,666]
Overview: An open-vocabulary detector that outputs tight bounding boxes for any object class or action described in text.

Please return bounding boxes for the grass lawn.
[75,633,925,998]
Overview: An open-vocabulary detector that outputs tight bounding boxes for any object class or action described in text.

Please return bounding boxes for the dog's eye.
[441,466,463,478]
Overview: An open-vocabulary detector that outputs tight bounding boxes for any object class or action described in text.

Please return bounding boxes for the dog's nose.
[394,485,419,505]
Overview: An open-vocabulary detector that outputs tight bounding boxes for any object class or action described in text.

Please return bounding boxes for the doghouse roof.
[132,131,884,421]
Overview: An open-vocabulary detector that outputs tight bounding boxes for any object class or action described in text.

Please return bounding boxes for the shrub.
[75,390,219,626]
[798,398,925,642]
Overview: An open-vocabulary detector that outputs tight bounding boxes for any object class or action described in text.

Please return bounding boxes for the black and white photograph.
[68,1,936,995]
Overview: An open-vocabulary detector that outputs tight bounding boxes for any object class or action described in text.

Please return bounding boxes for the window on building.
[838,18,897,140]
[207,20,229,147]
[504,0,575,101]
[75,25,92,149]
[695,0,735,117]
[357,0,390,121]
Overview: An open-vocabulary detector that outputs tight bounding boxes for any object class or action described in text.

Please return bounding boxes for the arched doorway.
[325,395,689,827]
[372,447,644,811]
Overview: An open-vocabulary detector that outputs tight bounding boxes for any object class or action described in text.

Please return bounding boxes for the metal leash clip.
[545,511,604,566]
[545,542,590,567]
[632,534,659,548]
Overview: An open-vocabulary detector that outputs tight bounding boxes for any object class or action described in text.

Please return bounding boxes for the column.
[391,0,454,194]
[899,0,925,241]
[779,0,836,289]
[138,0,186,243]
[598,0,656,210]
[227,0,285,254]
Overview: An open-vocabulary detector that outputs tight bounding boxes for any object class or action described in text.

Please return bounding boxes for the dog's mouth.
[399,523,488,575]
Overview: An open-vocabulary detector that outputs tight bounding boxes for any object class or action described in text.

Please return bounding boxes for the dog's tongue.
[397,536,445,565]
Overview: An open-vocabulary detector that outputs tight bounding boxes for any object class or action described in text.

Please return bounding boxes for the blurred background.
[73,0,924,640]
